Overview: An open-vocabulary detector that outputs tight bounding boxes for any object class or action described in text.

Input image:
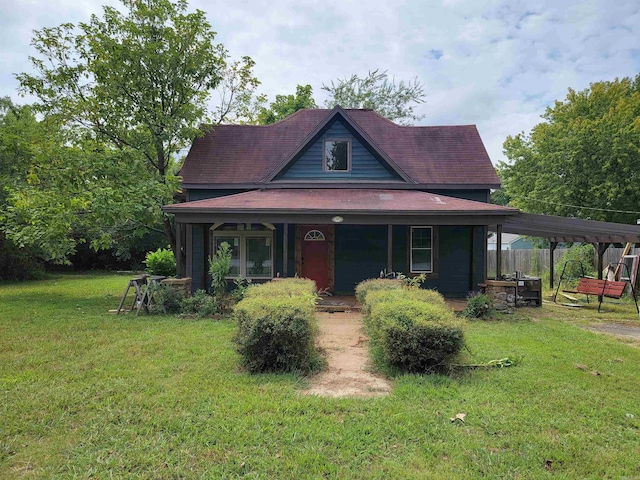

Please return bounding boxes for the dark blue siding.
[422,226,472,298]
[335,225,388,293]
[278,120,399,181]
[472,226,486,290]
[391,225,476,298]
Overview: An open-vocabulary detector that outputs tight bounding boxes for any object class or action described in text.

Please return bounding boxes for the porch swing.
[554,260,639,314]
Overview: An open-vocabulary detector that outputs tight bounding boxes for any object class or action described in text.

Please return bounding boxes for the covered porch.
[164,189,519,297]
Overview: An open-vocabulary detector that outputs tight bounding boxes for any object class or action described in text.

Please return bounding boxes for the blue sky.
[1,0,638,164]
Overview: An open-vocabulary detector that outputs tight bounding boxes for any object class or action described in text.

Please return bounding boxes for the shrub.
[556,244,596,281]
[368,299,464,373]
[209,242,232,301]
[144,248,176,277]
[234,294,321,373]
[360,288,446,317]
[243,278,317,300]
[355,278,402,304]
[152,284,185,314]
[462,292,495,319]
[180,289,218,317]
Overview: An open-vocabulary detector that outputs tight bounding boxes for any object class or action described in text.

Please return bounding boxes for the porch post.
[387,225,393,273]
[283,223,289,277]
[549,241,557,289]
[186,224,193,288]
[496,225,503,279]
[176,222,183,278]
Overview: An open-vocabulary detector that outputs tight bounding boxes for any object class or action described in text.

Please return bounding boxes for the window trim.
[304,229,326,241]
[211,230,274,279]
[322,138,352,172]
[410,226,434,274]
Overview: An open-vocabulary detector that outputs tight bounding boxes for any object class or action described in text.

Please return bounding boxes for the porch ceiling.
[496,212,640,243]
[163,189,519,225]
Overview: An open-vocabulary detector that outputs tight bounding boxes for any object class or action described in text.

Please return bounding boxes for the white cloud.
[1,0,638,164]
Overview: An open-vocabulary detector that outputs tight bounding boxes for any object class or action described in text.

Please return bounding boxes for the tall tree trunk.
[163,213,176,252]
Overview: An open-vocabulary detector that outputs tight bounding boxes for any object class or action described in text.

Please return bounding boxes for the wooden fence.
[487,247,640,277]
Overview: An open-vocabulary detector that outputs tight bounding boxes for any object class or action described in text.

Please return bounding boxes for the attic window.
[324,139,351,171]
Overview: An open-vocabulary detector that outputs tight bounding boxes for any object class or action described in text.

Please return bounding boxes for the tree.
[498,75,640,224]
[256,84,317,125]
[15,0,261,260]
[490,188,511,206]
[0,98,168,264]
[322,69,426,125]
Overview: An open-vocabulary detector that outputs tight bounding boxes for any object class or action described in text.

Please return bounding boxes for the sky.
[1,0,639,164]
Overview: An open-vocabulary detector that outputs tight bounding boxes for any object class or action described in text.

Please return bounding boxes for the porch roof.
[164,189,518,225]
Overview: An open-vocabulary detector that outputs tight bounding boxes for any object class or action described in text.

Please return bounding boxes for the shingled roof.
[180,107,501,188]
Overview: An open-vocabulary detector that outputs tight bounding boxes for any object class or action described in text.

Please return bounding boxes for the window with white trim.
[410,226,433,273]
[304,229,326,241]
[212,228,274,279]
[323,139,351,171]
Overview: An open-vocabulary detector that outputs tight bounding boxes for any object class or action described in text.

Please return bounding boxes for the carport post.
[549,241,557,289]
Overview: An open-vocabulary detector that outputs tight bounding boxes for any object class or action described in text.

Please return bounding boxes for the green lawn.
[1,273,639,479]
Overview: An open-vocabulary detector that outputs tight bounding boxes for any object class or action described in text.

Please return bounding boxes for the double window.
[410,226,433,273]
[212,226,273,279]
[323,139,351,171]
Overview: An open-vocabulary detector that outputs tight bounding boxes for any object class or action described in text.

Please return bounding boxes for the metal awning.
[497,212,640,243]
[489,212,640,287]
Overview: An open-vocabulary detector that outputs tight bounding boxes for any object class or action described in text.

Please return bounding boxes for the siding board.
[335,225,388,293]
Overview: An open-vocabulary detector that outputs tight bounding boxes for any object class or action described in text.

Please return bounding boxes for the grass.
[0,273,639,478]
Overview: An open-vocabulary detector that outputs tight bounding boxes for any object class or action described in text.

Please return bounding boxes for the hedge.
[356,279,464,373]
[360,288,446,317]
[243,278,317,300]
[233,279,321,373]
[367,299,464,372]
[354,278,402,304]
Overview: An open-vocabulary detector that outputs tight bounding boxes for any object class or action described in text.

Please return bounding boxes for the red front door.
[301,225,330,291]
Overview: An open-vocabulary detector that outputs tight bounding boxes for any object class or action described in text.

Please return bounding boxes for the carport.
[490,212,640,287]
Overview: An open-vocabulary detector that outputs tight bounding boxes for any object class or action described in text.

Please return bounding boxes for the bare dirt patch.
[583,322,640,346]
[304,312,392,398]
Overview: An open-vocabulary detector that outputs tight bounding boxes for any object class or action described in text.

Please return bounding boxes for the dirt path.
[304,312,392,398]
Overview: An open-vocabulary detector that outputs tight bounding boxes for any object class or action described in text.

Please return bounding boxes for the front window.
[246,237,272,276]
[411,226,433,273]
[214,236,240,275]
[324,139,351,171]
[212,226,273,279]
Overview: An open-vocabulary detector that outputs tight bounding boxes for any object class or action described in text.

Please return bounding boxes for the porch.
[163,188,520,297]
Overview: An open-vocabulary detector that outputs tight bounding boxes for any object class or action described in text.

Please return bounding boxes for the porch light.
[332,216,344,223]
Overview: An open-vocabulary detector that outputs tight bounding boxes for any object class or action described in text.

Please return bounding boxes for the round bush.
[145,248,176,277]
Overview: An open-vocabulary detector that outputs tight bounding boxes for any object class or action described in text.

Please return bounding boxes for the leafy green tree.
[15,0,261,260]
[0,98,168,263]
[257,84,317,124]
[322,69,426,125]
[499,75,640,224]
[490,188,511,206]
